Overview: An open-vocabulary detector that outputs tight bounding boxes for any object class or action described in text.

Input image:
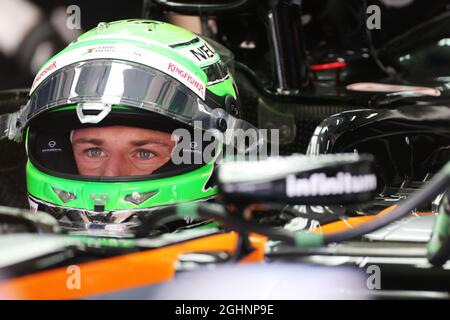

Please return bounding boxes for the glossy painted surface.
[0,232,267,299]
[307,105,450,193]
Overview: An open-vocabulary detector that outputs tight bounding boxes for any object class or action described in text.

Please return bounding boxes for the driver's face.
[71,126,175,177]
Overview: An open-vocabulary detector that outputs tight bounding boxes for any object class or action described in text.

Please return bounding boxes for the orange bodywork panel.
[0,231,267,300]
[312,205,433,234]
[0,205,432,299]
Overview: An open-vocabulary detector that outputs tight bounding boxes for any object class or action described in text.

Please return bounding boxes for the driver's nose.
[102,155,125,177]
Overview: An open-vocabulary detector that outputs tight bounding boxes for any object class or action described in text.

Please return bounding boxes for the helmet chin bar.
[28,193,214,237]
[28,194,150,234]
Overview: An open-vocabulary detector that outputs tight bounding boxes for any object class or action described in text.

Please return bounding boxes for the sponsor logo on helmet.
[32,60,57,89]
[180,41,219,67]
[42,140,62,153]
[30,44,207,100]
[167,62,205,97]
[189,43,216,62]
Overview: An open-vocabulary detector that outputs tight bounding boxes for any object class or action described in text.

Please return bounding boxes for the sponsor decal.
[86,46,115,54]
[189,42,216,62]
[180,41,219,66]
[83,44,143,57]
[31,60,57,90]
[30,44,207,100]
[167,62,205,98]
[41,140,62,153]
[285,172,377,197]
[346,82,441,97]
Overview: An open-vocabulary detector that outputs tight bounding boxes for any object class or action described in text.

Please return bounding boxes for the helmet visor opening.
[27,108,215,182]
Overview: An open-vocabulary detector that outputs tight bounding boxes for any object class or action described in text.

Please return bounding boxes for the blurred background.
[0,0,448,90]
[0,0,208,90]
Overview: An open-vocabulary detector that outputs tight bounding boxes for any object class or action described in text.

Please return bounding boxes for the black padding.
[33,132,78,174]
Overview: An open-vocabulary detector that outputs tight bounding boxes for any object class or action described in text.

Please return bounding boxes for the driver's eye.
[87,148,103,158]
[137,150,155,160]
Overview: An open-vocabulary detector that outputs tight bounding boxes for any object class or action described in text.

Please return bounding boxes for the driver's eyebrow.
[131,139,171,147]
[72,138,103,146]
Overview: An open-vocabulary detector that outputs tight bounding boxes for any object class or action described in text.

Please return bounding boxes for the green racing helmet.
[0,19,260,232]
